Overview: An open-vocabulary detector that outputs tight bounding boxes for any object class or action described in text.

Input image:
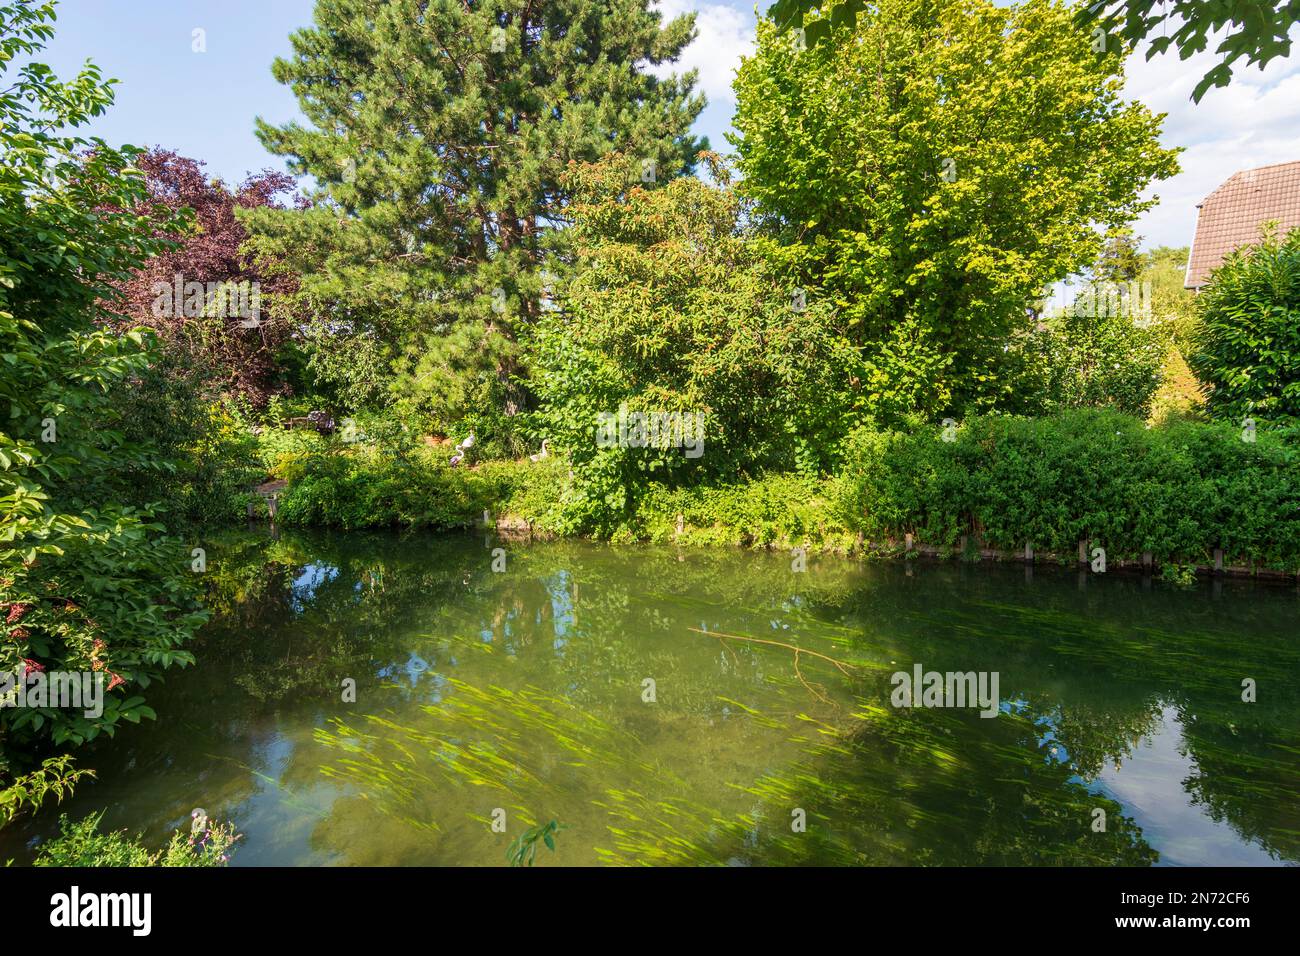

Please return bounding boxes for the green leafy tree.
[0,0,207,766]
[770,1,1300,103]
[530,154,860,533]
[1094,227,1146,283]
[1191,225,1300,424]
[731,0,1179,421]
[247,0,707,440]
[1078,1,1300,102]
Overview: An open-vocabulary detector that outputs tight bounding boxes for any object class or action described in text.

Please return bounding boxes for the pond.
[3,529,1297,866]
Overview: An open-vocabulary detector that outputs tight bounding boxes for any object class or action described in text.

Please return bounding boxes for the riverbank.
[240,410,1300,582]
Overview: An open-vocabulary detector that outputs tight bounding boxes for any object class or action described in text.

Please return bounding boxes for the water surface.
[4,530,1296,866]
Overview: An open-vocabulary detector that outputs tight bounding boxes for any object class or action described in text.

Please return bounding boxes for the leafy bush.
[634,474,854,551]
[0,0,207,764]
[1009,306,1166,418]
[1192,226,1300,424]
[274,449,560,532]
[835,409,1300,570]
[530,154,861,533]
[33,811,239,867]
[258,408,1299,573]
[253,414,328,473]
[834,415,968,548]
[173,403,263,524]
[108,355,263,525]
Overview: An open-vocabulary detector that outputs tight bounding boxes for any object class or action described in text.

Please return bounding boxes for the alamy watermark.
[50,886,151,936]
[890,663,1000,718]
[595,403,705,459]
[1034,280,1154,326]
[0,668,104,719]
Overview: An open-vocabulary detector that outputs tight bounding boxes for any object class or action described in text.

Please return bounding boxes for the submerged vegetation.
[5,530,1293,867]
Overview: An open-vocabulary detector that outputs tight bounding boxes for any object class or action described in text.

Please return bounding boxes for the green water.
[4,529,1297,866]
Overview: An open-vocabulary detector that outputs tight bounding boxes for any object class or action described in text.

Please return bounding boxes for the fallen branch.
[686,627,862,679]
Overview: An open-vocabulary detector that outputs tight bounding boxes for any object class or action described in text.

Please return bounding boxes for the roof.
[1185,160,1300,289]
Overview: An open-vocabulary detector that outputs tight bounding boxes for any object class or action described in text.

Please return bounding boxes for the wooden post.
[1078,539,1088,566]
[1213,547,1224,575]
[1024,543,1034,563]
[905,532,914,552]
[1142,551,1153,572]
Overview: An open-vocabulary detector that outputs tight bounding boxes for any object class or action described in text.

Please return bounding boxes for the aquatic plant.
[506,820,565,867]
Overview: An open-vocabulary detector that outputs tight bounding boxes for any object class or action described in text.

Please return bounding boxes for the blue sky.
[35,0,1300,250]
[35,0,315,184]
[35,0,749,184]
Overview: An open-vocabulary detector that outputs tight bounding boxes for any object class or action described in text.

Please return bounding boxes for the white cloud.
[651,0,755,106]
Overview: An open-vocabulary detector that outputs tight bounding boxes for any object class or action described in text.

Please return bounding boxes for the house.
[1184,160,1300,290]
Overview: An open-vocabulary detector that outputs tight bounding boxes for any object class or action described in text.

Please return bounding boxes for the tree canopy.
[248,0,707,440]
[732,0,1180,420]
[113,149,301,407]
[769,0,1300,103]
[1079,1,1300,102]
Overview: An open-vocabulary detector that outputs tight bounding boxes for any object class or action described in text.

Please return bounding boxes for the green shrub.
[169,403,264,524]
[253,416,328,471]
[262,412,1299,573]
[835,410,1300,570]
[274,449,561,533]
[108,353,261,526]
[834,416,967,548]
[530,155,861,534]
[634,474,854,550]
[1010,306,1167,418]
[33,812,238,867]
[1192,226,1300,424]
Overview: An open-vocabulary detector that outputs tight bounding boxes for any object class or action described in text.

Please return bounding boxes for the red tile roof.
[1185,160,1300,289]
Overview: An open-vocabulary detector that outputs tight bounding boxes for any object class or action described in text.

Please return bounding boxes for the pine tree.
[249,0,707,433]
[1094,228,1145,284]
